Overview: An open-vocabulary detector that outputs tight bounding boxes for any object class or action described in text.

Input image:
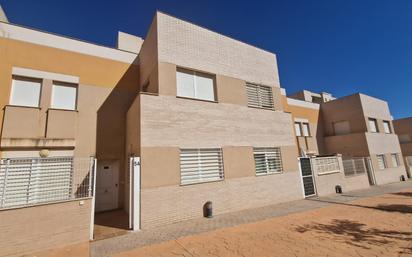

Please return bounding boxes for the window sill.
[344,173,366,178]
[5,104,41,110]
[48,108,78,112]
[180,178,224,187]
[256,171,283,177]
[176,96,218,104]
[317,170,341,176]
[247,105,275,111]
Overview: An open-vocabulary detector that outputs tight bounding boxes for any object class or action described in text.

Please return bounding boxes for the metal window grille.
[391,154,400,167]
[0,157,95,209]
[342,157,367,176]
[246,84,274,110]
[377,155,387,170]
[253,147,283,175]
[180,148,224,185]
[313,157,340,175]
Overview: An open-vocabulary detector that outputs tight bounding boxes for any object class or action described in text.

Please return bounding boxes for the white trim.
[287,98,320,110]
[13,67,79,83]
[294,118,309,123]
[89,158,97,240]
[0,22,137,63]
[280,88,286,96]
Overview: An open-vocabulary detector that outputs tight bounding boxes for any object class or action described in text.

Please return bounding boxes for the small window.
[383,121,391,134]
[246,83,274,110]
[176,68,215,101]
[294,122,302,136]
[10,76,42,107]
[377,154,387,170]
[369,118,378,133]
[51,82,77,110]
[180,148,224,185]
[302,123,310,137]
[391,154,400,167]
[333,121,350,135]
[253,147,283,175]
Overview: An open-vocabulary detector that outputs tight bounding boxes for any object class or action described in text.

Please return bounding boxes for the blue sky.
[2,0,411,118]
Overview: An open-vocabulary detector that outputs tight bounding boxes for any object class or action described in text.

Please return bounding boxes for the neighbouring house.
[393,117,412,178]
[289,90,407,186]
[0,18,140,256]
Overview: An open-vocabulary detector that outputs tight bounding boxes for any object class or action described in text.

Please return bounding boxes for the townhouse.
[393,117,412,178]
[0,7,409,257]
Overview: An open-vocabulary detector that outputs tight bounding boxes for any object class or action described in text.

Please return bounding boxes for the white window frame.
[391,153,400,167]
[246,83,275,110]
[51,82,78,111]
[302,123,311,137]
[253,147,283,176]
[9,76,42,108]
[176,68,216,102]
[377,154,387,170]
[294,122,302,136]
[383,121,391,134]
[369,118,379,133]
[179,148,224,185]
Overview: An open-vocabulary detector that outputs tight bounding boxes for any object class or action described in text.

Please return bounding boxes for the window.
[383,121,391,134]
[377,154,387,170]
[246,83,274,109]
[333,121,350,135]
[10,76,42,107]
[369,118,379,133]
[399,134,411,143]
[51,82,77,110]
[391,153,400,167]
[253,147,283,175]
[302,123,310,136]
[294,122,302,136]
[176,68,215,101]
[180,148,224,185]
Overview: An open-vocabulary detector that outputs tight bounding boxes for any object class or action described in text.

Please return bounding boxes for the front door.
[299,158,317,197]
[95,160,119,212]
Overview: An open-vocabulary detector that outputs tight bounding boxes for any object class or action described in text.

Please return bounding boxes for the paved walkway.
[91,180,412,257]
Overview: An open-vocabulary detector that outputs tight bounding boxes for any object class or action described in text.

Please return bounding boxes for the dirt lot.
[113,190,412,257]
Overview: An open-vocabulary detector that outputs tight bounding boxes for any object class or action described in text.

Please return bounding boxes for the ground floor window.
[391,153,400,167]
[179,148,224,185]
[376,154,387,170]
[253,147,283,176]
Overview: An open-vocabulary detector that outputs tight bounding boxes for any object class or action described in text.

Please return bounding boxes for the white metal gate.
[0,157,95,209]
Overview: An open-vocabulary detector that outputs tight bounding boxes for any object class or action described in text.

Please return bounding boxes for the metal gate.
[299,157,317,197]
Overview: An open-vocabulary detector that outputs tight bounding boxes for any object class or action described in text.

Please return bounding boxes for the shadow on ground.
[295,219,412,253]
[391,192,412,197]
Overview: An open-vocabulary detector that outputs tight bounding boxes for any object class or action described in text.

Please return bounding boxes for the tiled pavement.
[90,180,412,257]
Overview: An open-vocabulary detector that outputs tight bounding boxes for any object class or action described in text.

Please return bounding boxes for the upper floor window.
[10,76,42,108]
[377,154,387,170]
[51,82,77,110]
[333,120,350,135]
[295,122,310,137]
[294,122,302,136]
[176,68,215,102]
[368,118,379,133]
[302,123,310,137]
[383,121,392,134]
[246,84,274,110]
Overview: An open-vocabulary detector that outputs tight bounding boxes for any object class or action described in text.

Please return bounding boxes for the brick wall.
[140,172,303,229]
[0,199,91,257]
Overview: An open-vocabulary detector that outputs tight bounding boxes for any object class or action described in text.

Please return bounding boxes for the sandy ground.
[113,190,412,257]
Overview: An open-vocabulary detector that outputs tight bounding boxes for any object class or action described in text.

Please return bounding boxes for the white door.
[95,160,119,212]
